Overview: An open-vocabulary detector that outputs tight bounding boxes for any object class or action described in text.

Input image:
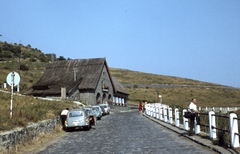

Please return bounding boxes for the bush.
[20,64,29,71]
[29,56,37,62]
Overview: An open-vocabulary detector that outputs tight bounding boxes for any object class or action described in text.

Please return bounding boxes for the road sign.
[6,71,21,119]
[6,71,20,86]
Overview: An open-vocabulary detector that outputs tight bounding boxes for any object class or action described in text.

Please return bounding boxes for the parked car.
[100,105,107,116]
[91,105,102,120]
[83,107,97,124]
[65,108,96,131]
[99,103,110,115]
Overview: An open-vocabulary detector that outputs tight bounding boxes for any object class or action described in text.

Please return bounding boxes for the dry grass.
[109,68,240,108]
[126,87,240,108]
[0,92,73,131]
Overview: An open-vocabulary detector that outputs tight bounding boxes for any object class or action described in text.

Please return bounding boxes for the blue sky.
[1,1,240,87]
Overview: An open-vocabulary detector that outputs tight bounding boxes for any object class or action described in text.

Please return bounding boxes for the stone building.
[25,58,129,106]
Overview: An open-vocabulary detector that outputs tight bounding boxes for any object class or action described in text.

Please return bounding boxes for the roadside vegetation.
[0,92,73,131]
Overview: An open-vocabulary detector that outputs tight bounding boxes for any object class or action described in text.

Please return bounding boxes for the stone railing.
[199,106,240,113]
[145,103,240,148]
[0,116,60,152]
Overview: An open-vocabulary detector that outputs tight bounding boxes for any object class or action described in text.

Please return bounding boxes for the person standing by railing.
[138,101,143,114]
[188,98,200,136]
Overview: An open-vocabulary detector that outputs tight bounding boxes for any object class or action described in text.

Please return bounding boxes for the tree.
[39,54,47,62]
[20,64,29,71]
[12,46,21,56]
[57,56,66,61]
[29,56,37,62]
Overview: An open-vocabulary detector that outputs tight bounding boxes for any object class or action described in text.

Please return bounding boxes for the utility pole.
[17,44,21,92]
[18,44,21,76]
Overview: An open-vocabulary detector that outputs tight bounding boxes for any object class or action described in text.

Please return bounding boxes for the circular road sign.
[6,71,20,86]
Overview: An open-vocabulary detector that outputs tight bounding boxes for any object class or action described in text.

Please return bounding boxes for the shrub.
[20,64,29,71]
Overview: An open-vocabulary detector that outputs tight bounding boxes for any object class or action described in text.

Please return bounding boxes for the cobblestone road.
[38,111,216,154]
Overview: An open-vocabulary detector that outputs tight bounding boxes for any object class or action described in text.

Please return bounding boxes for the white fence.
[199,106,240,113]
[145,103,240,148]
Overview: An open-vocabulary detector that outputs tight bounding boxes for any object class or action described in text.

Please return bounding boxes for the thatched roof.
[26,58,109,96]
[112,77,129,95]
[26,58,129,97]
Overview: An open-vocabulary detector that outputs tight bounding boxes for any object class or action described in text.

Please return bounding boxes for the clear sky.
[0,1,240,87]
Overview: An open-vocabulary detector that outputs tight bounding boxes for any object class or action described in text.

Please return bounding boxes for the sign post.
[6,71,20,119]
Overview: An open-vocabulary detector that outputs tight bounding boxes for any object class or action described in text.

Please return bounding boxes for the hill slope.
[109,68,240,108]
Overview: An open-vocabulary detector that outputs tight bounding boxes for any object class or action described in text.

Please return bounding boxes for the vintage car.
[99,103,110,115]
[65,108,96,131]
[99,105,107,116]
[91,105,103,120]
[83,107,97,124]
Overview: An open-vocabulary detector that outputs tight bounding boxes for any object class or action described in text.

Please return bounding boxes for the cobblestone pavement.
[37,110,216,154]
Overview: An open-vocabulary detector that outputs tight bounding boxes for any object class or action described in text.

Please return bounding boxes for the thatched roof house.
[26,58,129,106]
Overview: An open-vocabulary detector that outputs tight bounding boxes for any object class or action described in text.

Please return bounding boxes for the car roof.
[83,107,92,109]
[69,108,85,112]
[99,104,108,106]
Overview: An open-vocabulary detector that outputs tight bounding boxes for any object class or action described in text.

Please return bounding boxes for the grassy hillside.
[0,59,239,109]
[109,68,240,108]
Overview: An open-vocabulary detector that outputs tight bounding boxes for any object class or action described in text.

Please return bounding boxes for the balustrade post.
[148,105,151,116]
[150,105,153,117]
[195,117,200,134]
[183,109,188,130]
[156,107,159,119]
[168,108,173,124]
[160,107,163,120]
[229,113,239,148]
[164,107,168,122]
[209,111,216,139]
[153,105,156,118]
[175,108,179,127]
[146,105,149,115]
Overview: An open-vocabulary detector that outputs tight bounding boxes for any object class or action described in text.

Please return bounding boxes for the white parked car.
[91,105,103,120]
[99,104,110,115]
[65,108,96,131]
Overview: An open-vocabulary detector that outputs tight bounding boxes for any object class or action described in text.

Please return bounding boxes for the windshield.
[92,107,99,111]
[69,111,83,117]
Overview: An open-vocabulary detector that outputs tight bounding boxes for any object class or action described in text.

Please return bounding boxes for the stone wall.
[0,116,60,152]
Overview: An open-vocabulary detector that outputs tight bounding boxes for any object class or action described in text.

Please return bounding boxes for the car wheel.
[85,124,91,131]
[65,127,71,132]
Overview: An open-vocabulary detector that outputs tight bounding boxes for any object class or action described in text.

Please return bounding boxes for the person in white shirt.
[188,98,200,135]
[61,108,69,130]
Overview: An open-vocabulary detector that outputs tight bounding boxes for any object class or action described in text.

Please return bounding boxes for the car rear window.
[93,107,99,111]
[69,111,83,117]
